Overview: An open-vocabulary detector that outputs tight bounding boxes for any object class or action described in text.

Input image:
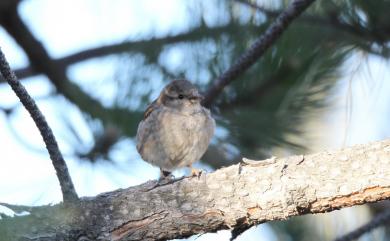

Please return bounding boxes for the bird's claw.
[191,168,202,177]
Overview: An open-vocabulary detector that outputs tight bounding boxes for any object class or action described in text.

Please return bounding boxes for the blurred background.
[0,0,390,240]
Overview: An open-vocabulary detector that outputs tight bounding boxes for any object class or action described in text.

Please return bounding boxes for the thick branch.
[0,48,78,203]
[2,139,390,240]
[202,0,315,107]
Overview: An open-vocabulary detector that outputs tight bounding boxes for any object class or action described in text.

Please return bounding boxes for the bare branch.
[2,139,390,240]
[0,48,78,203]
[202,0,315,107]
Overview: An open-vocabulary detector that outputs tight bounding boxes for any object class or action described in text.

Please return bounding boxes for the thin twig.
[334,209,390,241]
[202,0,316,107]
[0,48,78,203]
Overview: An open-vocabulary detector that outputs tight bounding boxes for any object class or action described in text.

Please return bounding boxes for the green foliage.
[218,22,351,158]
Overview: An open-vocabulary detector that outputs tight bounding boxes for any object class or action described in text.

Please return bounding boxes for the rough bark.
[1,139,390,241]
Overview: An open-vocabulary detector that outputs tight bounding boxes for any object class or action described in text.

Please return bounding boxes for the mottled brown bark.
[1,139,390,241]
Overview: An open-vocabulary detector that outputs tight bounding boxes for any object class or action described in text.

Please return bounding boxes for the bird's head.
[159,79,203,111]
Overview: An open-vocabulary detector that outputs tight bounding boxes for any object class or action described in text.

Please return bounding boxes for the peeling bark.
[1,139,390,241]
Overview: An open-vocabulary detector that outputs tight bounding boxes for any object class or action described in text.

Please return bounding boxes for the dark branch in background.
[0,1,381,85]
[236,0,390,58]
[0,0,383,85]
[0,4,144,140]
[334,209,390,241]
[235,0,371,40]
[0,23,258,83]
[0,105,12,115]
[0,48,78,203]
[0,12,268,140]
[0,0,385,104]
[202,0,316,107]
[77,125,121,162]
[0,6,106,114]
[0,0,20,9]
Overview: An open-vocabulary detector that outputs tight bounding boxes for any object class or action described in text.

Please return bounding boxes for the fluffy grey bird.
[136,79,215,179]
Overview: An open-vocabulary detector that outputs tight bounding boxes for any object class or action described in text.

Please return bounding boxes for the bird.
[136,79,215,179]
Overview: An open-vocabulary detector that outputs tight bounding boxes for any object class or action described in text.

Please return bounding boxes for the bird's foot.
[158,169,175,185]
[190,168,202,177]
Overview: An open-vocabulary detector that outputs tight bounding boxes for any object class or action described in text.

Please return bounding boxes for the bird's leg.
[188,165,202,177]
[160,169,172,178]
[159,168,174,183]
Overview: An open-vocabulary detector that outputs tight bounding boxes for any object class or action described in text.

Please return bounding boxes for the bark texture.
[1,139,390,241]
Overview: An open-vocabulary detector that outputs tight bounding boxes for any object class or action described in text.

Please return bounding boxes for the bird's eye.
[178,94,184,99]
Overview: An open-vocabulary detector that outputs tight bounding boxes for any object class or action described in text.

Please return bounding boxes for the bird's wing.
[137,100,157,153]
[143,100,158,120]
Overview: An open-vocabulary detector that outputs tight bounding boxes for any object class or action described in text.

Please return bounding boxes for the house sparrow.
[136,79,215,179]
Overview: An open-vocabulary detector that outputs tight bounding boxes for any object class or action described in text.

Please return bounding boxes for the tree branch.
[0,6,145,138]
[242,0,379,38]
[0,6,105,112]
[0,23,256,83]
[0,48,78,203]
[1,139,390,240]
[202,0,315,107]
